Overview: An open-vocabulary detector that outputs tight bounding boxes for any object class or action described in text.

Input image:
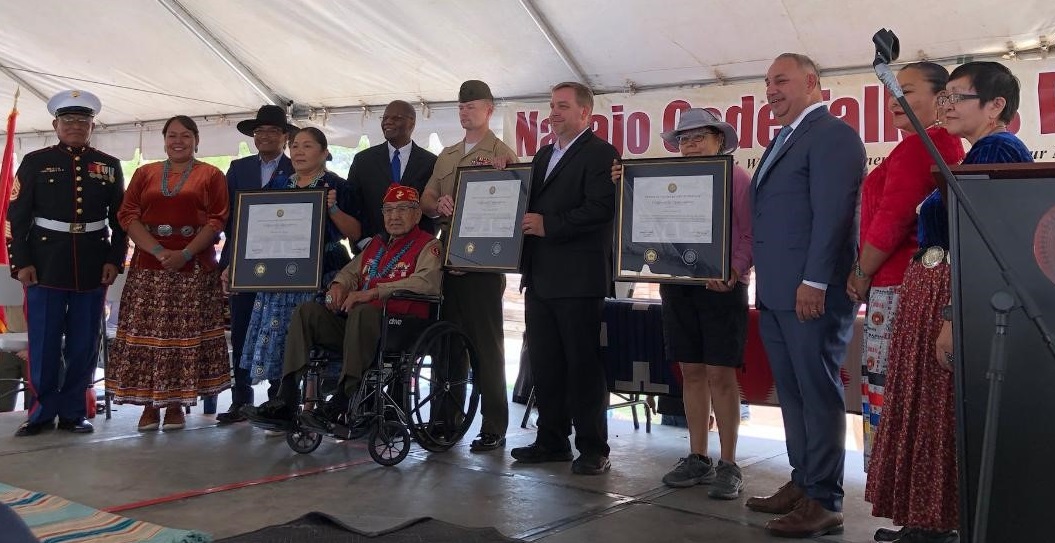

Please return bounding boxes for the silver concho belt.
[150,224,199,237]
[919,247,949,268]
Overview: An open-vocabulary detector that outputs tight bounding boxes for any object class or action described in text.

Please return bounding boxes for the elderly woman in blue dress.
[239,128,359,409]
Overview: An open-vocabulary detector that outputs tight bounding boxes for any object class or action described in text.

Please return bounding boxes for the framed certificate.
[444,165,532,273]
[229,188,326,292]
[616,155,733,284]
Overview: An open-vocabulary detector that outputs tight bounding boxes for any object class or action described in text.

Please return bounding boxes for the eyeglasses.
[57,115,92,126]
[937,93,981,107]
[253,127,284,136]
[381,204,419,215]
[677,131,713,145]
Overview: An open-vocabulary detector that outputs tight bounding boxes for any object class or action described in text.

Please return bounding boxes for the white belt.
[34,217,107,233]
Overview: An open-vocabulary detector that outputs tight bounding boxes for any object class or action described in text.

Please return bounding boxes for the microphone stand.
[871,31,1055,543]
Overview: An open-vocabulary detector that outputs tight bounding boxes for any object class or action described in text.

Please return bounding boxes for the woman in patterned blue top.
[240,128,360,398]
[866,62,1031,543]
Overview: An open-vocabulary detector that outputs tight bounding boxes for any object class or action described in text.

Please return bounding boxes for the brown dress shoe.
[765,497,843,538]
[746,480,805,514]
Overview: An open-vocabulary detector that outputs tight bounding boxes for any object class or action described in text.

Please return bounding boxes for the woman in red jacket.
[847,62,964,478]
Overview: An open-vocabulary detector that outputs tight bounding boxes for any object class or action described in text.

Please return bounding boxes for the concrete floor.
[0,388,891,543]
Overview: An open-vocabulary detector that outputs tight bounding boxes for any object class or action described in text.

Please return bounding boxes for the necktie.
[391,149,402,184]
[756,125,793,184]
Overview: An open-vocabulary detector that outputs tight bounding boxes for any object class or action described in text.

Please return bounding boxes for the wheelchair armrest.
[387,290,443,305]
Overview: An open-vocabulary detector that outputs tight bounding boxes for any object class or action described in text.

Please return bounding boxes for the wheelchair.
[279,291,480,466]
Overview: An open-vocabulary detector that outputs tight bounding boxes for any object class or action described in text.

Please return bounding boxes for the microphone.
[872,28,900,66]
[871,29,903,98]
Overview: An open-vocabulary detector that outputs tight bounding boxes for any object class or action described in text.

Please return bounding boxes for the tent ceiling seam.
[155,0,289,108]
[0,61,50,104]
[518,0,593,87]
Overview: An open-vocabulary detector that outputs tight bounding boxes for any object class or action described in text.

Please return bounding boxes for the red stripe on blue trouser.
[26,285,105,424]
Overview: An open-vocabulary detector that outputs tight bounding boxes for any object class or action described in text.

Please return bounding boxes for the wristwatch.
[941,304,953,321]
[853,261,869,279]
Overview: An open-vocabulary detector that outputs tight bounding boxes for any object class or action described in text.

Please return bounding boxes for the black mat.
[217,512,524,543]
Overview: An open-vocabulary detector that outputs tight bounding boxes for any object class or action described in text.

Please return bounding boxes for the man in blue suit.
[744,54,865,538]
[215,105,296,424]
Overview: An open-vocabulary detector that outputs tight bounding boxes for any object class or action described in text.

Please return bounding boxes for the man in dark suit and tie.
[347,100,437,248]
[510,82,619,475]
[744,54,865,538]
[215,105,296,424]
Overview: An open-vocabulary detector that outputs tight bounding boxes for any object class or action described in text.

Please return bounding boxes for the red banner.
[0,93,18,332]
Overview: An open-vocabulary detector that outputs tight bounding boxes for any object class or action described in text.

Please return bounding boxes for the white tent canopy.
[2,0,1052,159]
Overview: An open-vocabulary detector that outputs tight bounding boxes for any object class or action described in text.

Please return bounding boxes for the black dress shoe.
[510,442,573,463]
[14,420,53,437]
[298,399,345,433]
[215,404,248,424]
[571,453,612,475]
[875,526,909,542]
[470,433,506,452]
[57,418,94,433]
[241,399,295,430]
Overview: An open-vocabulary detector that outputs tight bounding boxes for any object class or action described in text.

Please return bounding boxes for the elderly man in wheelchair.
[242,185,481,465]
[243,184,442,425]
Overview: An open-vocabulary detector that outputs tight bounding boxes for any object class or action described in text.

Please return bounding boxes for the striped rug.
[0,483,211,543]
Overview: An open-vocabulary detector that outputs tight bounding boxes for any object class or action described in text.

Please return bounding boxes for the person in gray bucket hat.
[613,107,753,499]
[660,107,740,154]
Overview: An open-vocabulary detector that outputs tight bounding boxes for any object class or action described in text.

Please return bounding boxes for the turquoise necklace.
[363,241,414,289]
[161,160,197,197]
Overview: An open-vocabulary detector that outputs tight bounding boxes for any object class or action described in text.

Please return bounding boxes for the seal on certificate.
[276,209,284,218]
[668,182,677,193]
[489,185,496,195]
[285,263,298,276]
[644,248,658,264]
[254,263,267,277]
[491,242,502,255]
[682,249,698,265]
[465,241,476,255]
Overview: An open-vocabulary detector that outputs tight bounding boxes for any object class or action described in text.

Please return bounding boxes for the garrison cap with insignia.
[47,90,102,117]
[459,80,493,103]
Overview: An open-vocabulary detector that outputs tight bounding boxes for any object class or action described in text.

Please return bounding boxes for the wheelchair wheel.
[369,419,411,466]
[404,321,480,452]
[286,426,323,454]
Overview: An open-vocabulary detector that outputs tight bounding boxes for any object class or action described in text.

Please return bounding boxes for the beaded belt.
[147,224,201,237]
[34,217,106,233]
[913,246,950,268]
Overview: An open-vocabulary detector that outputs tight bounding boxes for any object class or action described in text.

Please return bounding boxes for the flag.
[0,88,20,333]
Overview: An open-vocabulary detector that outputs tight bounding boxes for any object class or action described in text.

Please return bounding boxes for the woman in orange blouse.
[106,115,230,431]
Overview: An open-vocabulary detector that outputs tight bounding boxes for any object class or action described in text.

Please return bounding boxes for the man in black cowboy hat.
[216,105,296,424]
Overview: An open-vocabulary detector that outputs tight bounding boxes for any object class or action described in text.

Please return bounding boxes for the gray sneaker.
[661,453,715,487]
[708,460,744,499]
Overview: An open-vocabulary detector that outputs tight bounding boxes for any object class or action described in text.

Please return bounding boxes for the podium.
[947,163,1055,542]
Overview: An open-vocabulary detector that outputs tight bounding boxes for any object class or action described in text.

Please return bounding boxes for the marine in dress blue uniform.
[7,90,127,436]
